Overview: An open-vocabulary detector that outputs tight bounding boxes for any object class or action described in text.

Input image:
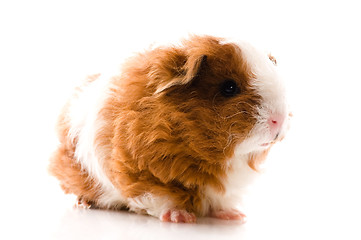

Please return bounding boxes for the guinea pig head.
[150,36,289,166]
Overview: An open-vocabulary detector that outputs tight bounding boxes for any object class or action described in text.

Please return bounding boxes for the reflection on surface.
[53,208,244,239]
[53,207,246,240]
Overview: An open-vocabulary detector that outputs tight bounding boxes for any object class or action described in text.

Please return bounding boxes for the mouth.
[261,132,281,147]
[274,133,280,141]
[261,139,278,147]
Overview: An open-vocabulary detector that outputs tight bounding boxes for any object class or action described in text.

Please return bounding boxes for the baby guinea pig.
[49,35,290,223]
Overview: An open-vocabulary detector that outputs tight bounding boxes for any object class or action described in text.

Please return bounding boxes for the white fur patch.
[127,194,172,218]
[67,74,126,208]
[202,150,258,215]
[239,42,289,152]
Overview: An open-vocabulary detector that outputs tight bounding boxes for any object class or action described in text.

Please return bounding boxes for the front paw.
[160,209,196,223]
[210,209,247,222]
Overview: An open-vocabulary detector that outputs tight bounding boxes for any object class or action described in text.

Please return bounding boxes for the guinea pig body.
[49,36,289,223]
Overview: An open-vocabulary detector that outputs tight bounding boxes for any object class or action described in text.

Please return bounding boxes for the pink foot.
[160,209,197,223]
[211,209,247,222]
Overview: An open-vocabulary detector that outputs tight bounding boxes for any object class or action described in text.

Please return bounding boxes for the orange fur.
[49,145,101,204]
[247,148,271,171]
[101,36,261,214]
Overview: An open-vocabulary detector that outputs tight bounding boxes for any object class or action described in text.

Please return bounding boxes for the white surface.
[1,0,361,239]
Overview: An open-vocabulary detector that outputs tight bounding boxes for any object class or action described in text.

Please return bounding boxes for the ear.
[155,54,208,94]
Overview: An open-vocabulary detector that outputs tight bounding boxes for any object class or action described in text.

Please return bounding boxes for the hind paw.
[160,209,196,223]
[74,197,93,209]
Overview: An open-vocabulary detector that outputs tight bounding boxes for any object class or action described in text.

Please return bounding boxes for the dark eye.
[220,79,240,97]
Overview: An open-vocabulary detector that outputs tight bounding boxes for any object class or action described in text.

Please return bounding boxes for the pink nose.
[268,114,285,140]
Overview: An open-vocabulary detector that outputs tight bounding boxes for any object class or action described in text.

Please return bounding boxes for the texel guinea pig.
[49,35,290,223]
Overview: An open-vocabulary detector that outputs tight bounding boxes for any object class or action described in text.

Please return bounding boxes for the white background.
[1,0,361,239]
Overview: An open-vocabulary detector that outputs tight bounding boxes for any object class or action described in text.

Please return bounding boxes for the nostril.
[268,114,285,130]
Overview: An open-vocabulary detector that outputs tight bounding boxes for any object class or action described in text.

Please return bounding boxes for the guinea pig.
[49,35,290,223]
